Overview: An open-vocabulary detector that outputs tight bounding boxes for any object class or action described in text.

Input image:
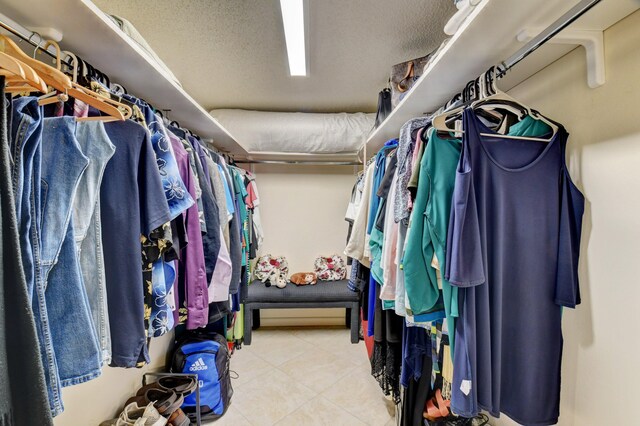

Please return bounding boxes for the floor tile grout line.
[274,345,368,394]
[229,328,392,425]
[319,368,395,425]
[241,333,316,368]
[276,360,357,396]
[229,353,275,390]
[273,395,367,426]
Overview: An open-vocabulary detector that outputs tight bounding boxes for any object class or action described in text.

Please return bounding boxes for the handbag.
[390,52,434,108]
[253,255,289,288]
[314,255,347,281]
[374,87,392,128]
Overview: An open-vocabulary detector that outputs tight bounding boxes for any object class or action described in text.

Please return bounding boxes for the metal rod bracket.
[516,27,605,88]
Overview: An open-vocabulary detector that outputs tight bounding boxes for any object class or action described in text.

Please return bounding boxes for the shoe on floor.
[124,402,168,426]
[126,388,183,417]
[136,376,197,397]
[100,402,167,426]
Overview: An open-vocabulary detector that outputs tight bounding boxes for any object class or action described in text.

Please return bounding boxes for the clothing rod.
[498,0,602,76]
[0,13,72,67]
[236,160,362,166]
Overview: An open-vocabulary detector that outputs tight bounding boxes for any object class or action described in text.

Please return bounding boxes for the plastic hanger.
[432,67,557,142]
[471,66,558,141]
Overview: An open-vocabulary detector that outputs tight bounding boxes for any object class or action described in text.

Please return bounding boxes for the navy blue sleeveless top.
[445,109,584,425]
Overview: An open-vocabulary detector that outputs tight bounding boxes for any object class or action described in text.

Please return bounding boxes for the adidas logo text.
[189,357,208,371]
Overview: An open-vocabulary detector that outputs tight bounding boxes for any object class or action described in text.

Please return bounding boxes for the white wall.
[492,9,640,426]
[249,164,358,326]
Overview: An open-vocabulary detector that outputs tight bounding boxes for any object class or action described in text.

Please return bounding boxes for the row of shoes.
[101,376,197,426]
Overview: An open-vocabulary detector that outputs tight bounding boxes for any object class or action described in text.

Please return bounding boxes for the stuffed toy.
[290,272,317,286]
[314,255,347,281]
[254,255,289,288]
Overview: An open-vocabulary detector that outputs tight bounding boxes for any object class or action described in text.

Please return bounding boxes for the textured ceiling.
[92,0,456,113]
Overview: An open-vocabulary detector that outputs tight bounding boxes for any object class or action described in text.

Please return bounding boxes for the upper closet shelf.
[0,0,247,156]
[365,0,639,155]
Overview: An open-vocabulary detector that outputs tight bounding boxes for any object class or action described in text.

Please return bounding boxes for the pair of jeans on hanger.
[73,121,116,366]
[11,99,104,415]
[0,78,53,425]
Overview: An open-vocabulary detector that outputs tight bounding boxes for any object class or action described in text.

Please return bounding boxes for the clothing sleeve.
[403,163,439,314]
[345,182,358,222]
[138,130,172,235]
[345,162,375,267]
[218,164,235,218]
[554,162,585,308]
[252,205,264,248]
[182,162,209,329]
[246,179,259,209]
[209,225,233,302]
[445,140,485,287]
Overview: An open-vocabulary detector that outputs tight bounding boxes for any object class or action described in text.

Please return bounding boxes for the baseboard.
[260,317,344,327]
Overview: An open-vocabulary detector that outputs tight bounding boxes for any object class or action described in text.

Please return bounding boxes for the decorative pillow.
[290,272,317,286]
[254,255,289,288]
[314,255,347,281]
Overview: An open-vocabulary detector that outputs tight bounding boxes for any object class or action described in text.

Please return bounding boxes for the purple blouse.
[170,132,208,329]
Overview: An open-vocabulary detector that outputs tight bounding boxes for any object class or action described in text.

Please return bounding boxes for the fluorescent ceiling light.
[279,0,306,76]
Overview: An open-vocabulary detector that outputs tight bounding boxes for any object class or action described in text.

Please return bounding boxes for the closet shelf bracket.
[516,28,605,89]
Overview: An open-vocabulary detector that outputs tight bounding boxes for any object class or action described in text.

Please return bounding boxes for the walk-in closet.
[0,1,638,425]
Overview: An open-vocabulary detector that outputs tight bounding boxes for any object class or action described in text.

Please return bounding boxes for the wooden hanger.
[0,35,72,93]
[42,40,126,121]
[0,48,47,94]
[0,51,26,79]
[0,36,48,94]
[62,47,132,121]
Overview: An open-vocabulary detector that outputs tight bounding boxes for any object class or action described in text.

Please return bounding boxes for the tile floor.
[208,327,397,426]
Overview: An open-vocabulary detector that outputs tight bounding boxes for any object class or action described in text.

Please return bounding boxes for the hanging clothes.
[73,121,116,365]
[446,109,584,424]
[169,132,209,329]
[100,120,172,368]
[0,77,53,426]
[40,117,103,388]
[403,130,461,349]
[345,160,375,267]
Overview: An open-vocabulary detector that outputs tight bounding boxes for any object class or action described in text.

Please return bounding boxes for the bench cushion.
[245,280,359,303]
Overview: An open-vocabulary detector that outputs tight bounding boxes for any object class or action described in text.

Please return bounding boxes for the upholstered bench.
[242,280,360,345]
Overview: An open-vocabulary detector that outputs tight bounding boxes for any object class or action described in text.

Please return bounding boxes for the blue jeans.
[10,97,62,415]
[74,121,116,365]
[3,81,54,425]
[41,117,102,390]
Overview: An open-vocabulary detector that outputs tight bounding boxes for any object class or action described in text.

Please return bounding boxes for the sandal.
[136,376,197,398]
[126,388,183,417]
[167,408,190,426]
[423,389,451,420]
